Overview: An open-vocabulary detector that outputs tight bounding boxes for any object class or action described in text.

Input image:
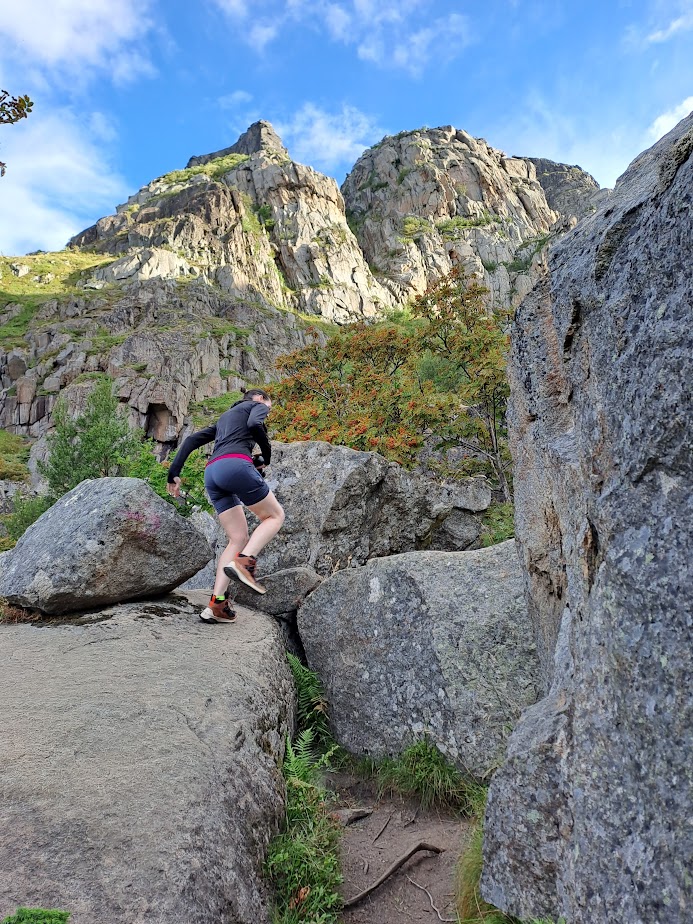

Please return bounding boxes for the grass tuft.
[376,738,486,813]
[480,502,515,547]
[1,910,70,924]
[158,153,249,186]
[266,659,342,924]
[0,430,31,481]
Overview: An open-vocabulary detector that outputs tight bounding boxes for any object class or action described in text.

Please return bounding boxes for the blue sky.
[0,0,691,255]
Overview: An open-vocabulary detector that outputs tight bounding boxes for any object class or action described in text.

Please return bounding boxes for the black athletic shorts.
[204,455,270,515]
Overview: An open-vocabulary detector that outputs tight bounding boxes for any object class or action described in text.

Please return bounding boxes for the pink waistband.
[205,453,253,468]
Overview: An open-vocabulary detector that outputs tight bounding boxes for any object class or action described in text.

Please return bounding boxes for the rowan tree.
[272,267,513,498]
[411,267,512,500]
[0,89,34,176]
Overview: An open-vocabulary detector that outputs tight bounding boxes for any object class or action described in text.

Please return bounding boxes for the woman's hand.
[166,477,182,498]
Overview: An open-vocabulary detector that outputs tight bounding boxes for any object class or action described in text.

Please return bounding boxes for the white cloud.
[387,13,471,76]
[488,93,647,189]
[219,90,254,108]
[211,0,473,72]
[647,96,693,140]
[646,11,693,43]
[275,102,383,172]
[214,0,249,14]
[0,109,128,255]
[323,4,351,40]
[248,21,281,52]
[0,0,156,85]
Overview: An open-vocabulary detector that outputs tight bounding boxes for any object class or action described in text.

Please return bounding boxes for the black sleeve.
[247,403,272,464]
[167,425,216,482]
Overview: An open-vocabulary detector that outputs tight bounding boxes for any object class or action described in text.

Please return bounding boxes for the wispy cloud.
[211,0,474,73]
[646,10,693,43]
[488,93,646,189]
[0,0,157,86]
[275,102,383,172]
[647,96,693,140]
[219,90,254,108]
[0,109,128,255]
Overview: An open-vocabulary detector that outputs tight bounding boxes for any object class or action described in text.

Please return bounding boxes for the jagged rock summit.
[1,119,604,452]
[341,124,560,308]
[524,157,607,221]
[69,120,392,324]
[187,119,289,167]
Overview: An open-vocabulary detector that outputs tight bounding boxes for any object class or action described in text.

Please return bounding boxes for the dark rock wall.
[525,157,604,221]
[482,114,693,923]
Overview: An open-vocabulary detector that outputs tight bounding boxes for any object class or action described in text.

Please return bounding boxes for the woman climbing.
[166,387,285,623]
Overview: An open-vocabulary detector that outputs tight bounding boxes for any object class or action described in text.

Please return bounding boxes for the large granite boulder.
[481,113,693,922]
[297,541,539,777]
[0,592,294,924]
[0,478,212,613]
[258,441,491,576]
[179,509,226,591]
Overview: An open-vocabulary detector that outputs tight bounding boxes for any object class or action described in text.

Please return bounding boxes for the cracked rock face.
[256,441,491,576]
[0,477,212,613]
[0,592,294,923]
[0,278,316,444]
[342,125,559,308]
[297,541,539,777]
[481,112,693,924]
[524,157,606,221]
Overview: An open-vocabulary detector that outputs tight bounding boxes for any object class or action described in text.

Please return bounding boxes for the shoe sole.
[224,561,267,594]
[200,607,237,624]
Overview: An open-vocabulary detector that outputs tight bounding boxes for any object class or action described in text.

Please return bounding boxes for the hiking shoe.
[200,596,237,624]
[224,554,266,594]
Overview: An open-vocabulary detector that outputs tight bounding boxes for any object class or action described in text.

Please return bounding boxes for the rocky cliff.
[481,112,693,923]
[341,126,560,308]
[524,157,606,221]
[71,120,392,324]
[0,121,599,452]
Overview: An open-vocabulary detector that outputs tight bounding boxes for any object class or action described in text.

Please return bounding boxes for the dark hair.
[241,386,271,401]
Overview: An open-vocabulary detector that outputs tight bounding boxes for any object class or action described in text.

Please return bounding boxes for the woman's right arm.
[167,425,217,484]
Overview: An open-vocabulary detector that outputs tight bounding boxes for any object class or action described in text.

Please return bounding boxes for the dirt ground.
[327,771,472,924]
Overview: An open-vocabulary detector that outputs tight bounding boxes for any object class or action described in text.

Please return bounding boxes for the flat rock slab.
[0,478,212,613]
[230,567,322,615]
[297,541,539,777]
[0,592,294,924]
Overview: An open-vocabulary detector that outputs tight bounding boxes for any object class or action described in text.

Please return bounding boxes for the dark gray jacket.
[167,399,271,482]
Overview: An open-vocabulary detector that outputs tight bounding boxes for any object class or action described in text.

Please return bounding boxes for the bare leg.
[213,506,249,597]
[242,491,285,558]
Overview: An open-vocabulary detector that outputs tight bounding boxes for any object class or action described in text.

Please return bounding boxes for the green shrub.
[436,212,501,239]
[286,653,332,749]
[0,429,30,481]
[1,910,70,924]
[256,203,275,230]
[400,215,433,240]
[481,502,515,546]
[39,378,140,499]
[122,440,212,516]
[0,494,52,545]
[376,738,486,813]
